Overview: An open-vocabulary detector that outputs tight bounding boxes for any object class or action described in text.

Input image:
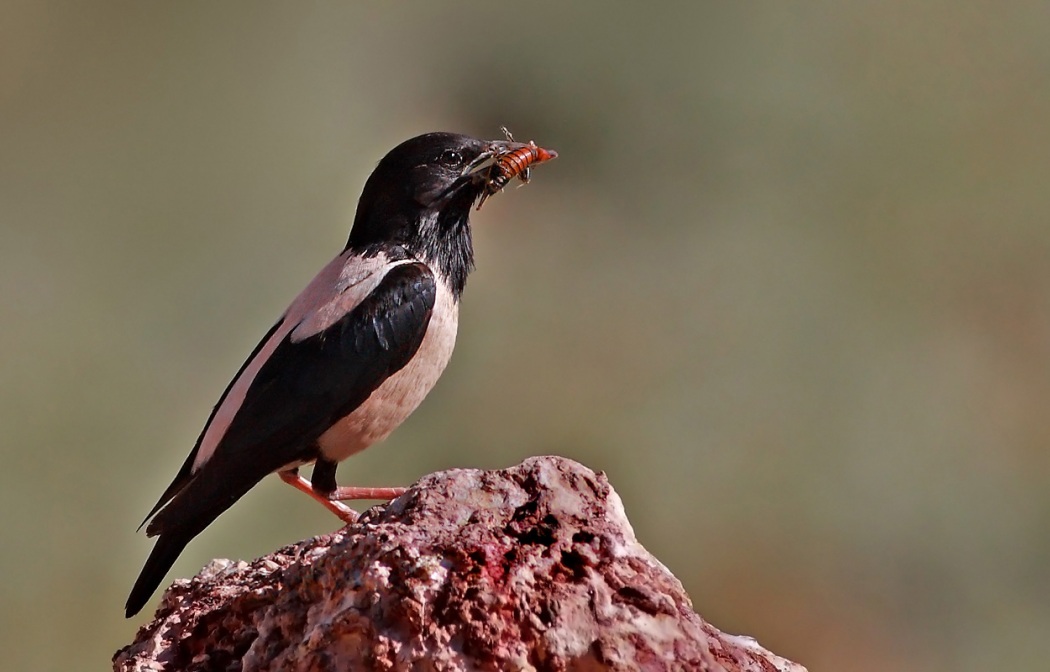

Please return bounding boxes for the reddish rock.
[115,456,805,672]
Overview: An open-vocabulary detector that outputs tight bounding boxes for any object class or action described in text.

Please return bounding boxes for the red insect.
[476,128,558,209]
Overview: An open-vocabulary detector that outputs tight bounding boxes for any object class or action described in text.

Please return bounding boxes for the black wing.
[126,261,435,617]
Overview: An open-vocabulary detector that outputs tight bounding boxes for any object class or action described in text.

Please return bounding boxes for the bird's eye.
[438,149,463,167]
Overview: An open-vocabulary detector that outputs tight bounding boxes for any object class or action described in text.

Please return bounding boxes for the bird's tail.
[125,531,194,617]
[125,462,266,618]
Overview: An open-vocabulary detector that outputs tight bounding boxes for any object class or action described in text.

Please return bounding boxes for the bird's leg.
[312,457,408,502]
[329,485,409,500]
[277,459,407,524]
[278,468,359,524]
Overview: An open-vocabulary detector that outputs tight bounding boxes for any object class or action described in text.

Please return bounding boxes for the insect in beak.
[474,128,558,210]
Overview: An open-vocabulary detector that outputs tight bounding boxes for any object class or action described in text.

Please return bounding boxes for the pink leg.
[328,486,407,501]
[278,470,359,524]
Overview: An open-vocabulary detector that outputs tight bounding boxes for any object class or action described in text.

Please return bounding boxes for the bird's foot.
[278,470,359,524]
[278,470,408,524]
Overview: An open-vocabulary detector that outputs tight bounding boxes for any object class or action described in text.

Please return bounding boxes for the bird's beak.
[463,149,497,179]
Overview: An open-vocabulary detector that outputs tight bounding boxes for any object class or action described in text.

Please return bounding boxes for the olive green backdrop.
[3,3,1049,671]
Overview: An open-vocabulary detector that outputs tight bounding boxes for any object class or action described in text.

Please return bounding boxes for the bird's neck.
[413,210,474,300]
[346,209,475,300]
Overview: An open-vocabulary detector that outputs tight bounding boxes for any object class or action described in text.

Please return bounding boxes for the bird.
[125,131,557,618]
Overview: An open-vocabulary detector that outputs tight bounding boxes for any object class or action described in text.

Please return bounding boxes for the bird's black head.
[347,132,496,297]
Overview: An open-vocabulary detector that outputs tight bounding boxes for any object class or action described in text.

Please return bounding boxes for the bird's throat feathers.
[415,209,475,299]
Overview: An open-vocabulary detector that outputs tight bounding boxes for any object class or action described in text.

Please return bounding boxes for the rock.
[114,456,805,672]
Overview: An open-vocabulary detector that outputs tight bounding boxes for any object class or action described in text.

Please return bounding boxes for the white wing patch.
[190,250,413,472]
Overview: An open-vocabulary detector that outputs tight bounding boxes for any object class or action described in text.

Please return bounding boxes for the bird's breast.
[316,278,459,461]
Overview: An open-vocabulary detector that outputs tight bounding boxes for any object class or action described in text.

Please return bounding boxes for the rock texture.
[114,456,805,672]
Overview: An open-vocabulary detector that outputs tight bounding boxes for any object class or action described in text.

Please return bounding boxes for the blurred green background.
[3,3,1049,670]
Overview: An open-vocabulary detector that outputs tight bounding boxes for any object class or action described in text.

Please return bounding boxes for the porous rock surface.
[114,456,805,671]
